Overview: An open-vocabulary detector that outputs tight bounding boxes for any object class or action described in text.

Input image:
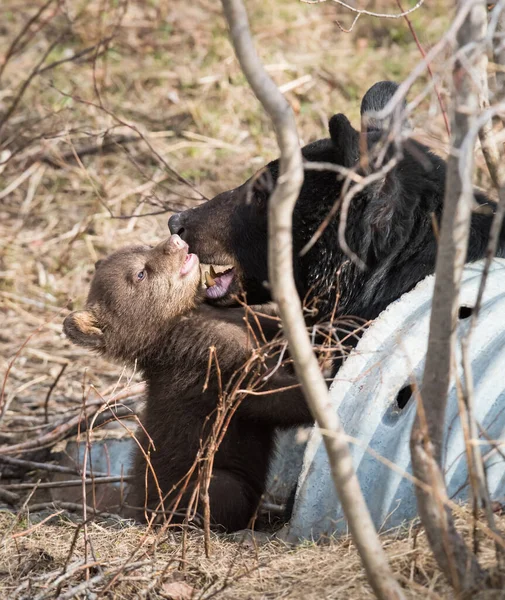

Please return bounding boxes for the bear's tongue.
[205,267,235,299]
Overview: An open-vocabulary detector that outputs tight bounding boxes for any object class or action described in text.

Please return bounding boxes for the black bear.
[168,81,504,322]
[63,235,312,531]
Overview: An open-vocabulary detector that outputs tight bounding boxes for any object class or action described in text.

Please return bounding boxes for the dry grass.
[1,0,503,598]
[1,509,504,599]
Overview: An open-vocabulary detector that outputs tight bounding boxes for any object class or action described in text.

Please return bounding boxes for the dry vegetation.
[1,509,505,599]
[1,0,503,598]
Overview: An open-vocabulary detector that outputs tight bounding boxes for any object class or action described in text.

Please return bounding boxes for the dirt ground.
[1,0,503,598]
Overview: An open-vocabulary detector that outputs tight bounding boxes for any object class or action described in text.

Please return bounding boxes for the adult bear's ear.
[360,80,411,138]
[63,310,104,350]
[328,114,360,168]
[358,82,409,247]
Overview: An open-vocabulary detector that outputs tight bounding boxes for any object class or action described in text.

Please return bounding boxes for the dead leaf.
[161,581,195,600]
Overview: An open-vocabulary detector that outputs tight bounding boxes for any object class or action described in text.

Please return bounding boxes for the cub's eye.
[136,269,147,282]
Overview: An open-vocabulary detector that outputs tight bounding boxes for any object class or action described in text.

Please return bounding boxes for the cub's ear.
[94,259,104,270]
[328,114,360,168]
[63,310,104,350]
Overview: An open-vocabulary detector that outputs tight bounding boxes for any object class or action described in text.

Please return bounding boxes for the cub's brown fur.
[64,235,311,531]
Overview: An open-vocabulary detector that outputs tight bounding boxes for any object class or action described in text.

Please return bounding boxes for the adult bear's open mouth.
[204,265,236,299]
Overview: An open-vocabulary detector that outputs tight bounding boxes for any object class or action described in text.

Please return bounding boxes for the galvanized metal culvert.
[279,259,505,542]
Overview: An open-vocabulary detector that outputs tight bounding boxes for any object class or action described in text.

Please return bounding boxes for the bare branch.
[299,0,425,20]
[396,0,451,136]
[410,0,490,591]
[0,0,58,83]
[489,2,505,114]
[459,5,505,559]
[220,1,405,599]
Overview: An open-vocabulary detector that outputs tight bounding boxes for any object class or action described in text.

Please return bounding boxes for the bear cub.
[64,235,312,531]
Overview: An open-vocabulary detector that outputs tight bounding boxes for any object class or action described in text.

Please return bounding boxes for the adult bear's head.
[168,81,486,319]
[168,111,361,307]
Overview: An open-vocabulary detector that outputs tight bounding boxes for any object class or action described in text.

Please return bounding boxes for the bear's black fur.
[169,81,504,322]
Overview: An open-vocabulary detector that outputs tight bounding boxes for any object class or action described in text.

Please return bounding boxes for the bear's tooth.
[209,265,218,279]
[205,272,215,287]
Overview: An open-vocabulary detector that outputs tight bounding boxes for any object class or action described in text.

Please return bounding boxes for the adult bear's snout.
[168,212,185,237]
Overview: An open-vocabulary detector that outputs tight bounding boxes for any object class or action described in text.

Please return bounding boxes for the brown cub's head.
[64,235,202,362]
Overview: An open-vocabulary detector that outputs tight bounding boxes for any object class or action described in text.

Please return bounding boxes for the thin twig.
[0,454,110,478]
[2,475,132,491]
[44,363,68,424]
[396,0,451,136]
[300,0,425,20]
